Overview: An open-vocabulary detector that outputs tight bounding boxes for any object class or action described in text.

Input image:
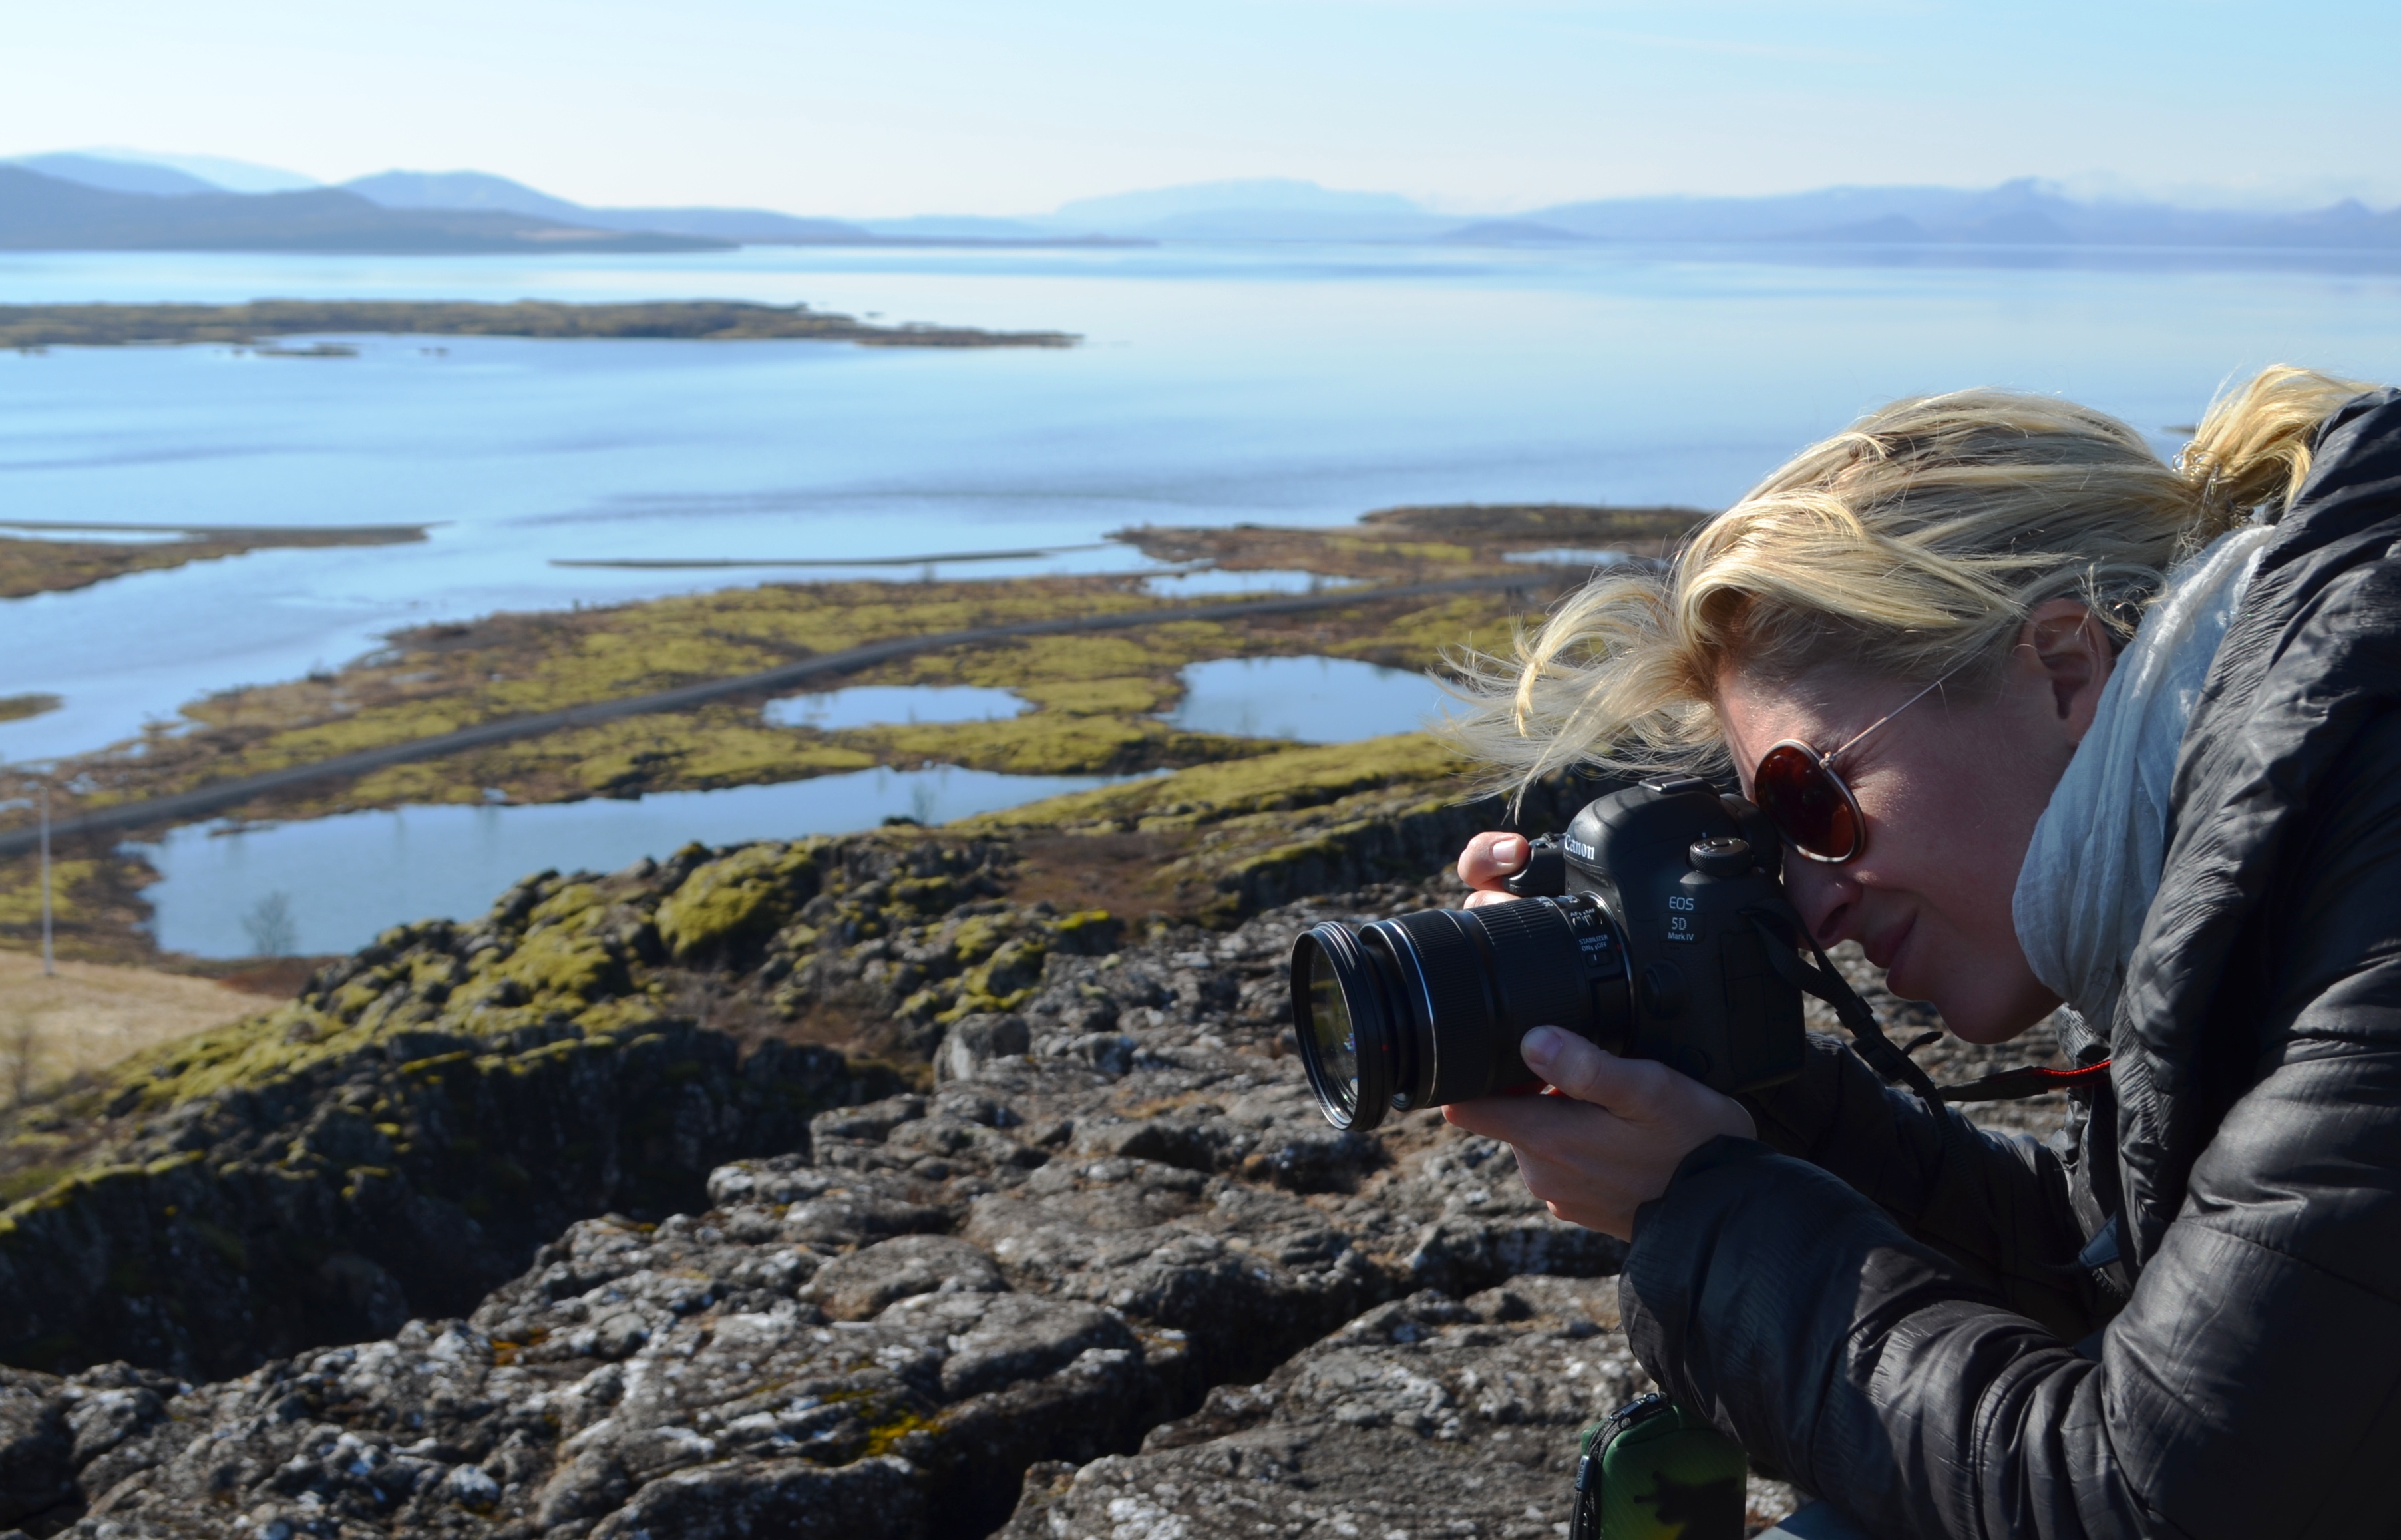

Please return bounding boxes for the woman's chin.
[1928,986,2056,1046]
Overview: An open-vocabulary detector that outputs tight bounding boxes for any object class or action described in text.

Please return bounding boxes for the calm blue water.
[1161,656,1449,743]
[132,764,1124,958]
[9,244,2401,763]
[762,684,1026,729]
[11,242,2401,957]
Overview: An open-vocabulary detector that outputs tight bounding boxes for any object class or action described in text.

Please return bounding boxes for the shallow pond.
[1137,568,1364,598]
[1160,656,1451,743]
[762,684,1027,729]
[130,764,1121,959]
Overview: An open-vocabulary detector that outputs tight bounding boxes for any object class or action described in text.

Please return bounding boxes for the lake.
[9,240,2401,953]
[130,764,1127,959]
[10,243,2401,764]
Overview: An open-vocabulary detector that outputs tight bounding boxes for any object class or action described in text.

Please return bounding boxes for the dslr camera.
[1288,776,1820,1131]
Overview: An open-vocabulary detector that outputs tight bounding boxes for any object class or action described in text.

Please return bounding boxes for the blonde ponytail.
[2179,364,2367,526]
[1441,364,2379,797]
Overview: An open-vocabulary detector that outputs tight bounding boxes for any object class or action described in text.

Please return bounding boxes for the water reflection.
[1137,568,1362,598]
[130,763,1121,959]
[1161,656,1449,743]
[763,684,1027,729]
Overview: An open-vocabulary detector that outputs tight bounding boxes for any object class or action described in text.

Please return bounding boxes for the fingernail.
[1521,1025,1565,1075]
[1498,835,1529,865]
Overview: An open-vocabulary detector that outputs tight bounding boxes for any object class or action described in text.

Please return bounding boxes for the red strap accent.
[1939,1058,2113,1103]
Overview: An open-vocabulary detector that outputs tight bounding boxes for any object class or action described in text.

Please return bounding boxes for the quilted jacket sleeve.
[1744,1034,2100,1339]
[1620,711,2401,1540]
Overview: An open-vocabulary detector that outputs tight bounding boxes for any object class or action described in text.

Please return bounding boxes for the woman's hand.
[1457,831,1529,908]
[1443,1025,1757,1241]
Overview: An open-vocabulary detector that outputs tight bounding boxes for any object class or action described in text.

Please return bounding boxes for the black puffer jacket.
[1620,389,2401,1539]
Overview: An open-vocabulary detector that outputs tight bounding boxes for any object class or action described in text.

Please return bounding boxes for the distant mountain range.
[1511,180,2401,250]
[0,167,726,255]
[5,150,2400,256]
[340,170,884,246]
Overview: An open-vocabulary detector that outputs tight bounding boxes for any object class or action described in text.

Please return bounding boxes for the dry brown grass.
[0,946,265,1102]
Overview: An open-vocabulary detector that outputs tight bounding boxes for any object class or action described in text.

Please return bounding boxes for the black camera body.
[1289,776,1808,1131]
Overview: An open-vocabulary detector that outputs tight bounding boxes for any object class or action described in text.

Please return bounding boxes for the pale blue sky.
[9,0,2397,217]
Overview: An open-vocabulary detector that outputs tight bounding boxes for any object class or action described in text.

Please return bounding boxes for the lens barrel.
[1289,895,1632,1131]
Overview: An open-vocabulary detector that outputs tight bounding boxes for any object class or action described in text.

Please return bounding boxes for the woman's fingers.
[1519,1026,1661,1115]
[1455,831,1529,891]
[1521,1026,1757,1141]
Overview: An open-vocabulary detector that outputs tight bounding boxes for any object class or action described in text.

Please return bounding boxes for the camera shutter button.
[1688,837,1752,877]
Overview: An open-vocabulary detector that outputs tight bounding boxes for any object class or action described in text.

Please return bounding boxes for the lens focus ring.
[1466,899,1607,1048]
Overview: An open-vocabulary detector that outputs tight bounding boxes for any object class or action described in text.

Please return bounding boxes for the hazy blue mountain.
[1101,208,1453,240]
[574,208,876,243]
[1435,219,1585,245]
[343,169,589,221]
[0,166,727,254]
[344,168,877,244]
[1521,178,2401,249]
[1524,184,1998,241]
[1051,178,1423,227]
[73,148,317,193]
[860,214,1062,240]
[6,152,221,198]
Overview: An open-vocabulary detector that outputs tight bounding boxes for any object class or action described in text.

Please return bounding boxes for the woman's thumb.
[1521,1026,1646,1111]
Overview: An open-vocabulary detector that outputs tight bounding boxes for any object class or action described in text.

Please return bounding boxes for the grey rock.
[939,1012,1031,1083]
[996,1278,1801,1540]
[802,1233,1006,1320]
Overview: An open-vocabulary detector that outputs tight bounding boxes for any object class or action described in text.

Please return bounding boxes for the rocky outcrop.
[0,884,1637,1539]
[0,762,2059,1538]
[0,751,1621,1385]
[1001,1278,1801,1540]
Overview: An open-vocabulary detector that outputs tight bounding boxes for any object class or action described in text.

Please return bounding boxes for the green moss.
[862,1409,939,1459]
[0,1165,69,1206]
[655,841,824,960]
[964,731,1464,834]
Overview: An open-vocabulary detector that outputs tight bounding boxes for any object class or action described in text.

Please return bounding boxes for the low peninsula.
[0,299,1079,352]
[0,520,429,601]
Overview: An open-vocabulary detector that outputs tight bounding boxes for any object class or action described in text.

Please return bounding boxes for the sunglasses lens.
[1754,744,1860,861]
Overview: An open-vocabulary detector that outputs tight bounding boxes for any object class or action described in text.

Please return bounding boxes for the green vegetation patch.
[657,841,825,962]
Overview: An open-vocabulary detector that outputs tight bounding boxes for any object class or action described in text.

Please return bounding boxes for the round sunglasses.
[1750,670,1959,863]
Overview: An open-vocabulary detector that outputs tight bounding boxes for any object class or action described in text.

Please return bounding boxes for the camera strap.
[1744,908,2111,1106]
[1742,908,1948,1108]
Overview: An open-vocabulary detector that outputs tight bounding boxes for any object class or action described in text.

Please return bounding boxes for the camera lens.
[1303,939,1361,1120]
[1289,896,1631,1131]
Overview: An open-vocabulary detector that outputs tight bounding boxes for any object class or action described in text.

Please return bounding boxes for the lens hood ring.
[1290,922,1397,1131]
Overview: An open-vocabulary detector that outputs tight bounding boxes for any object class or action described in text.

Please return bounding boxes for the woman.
[1439,366,2401,1538]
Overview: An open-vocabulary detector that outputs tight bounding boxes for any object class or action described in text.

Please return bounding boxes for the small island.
[0,299,1079,352]
[0,520,430,600]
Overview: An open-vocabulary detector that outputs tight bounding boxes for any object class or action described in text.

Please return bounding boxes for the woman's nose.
[1779,855,1861,947]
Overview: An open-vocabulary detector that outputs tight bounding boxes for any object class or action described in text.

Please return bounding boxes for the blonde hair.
[1445,364,2378,795]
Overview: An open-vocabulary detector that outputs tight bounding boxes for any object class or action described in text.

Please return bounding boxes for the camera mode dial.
[1687,836,1753,878]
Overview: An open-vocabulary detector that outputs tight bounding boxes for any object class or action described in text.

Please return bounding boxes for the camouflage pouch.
[1570,1392,1748,1540]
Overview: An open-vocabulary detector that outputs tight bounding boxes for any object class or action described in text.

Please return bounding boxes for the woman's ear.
[2017,598,2116,745]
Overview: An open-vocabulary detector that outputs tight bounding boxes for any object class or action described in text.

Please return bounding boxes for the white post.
[39,778,53,976]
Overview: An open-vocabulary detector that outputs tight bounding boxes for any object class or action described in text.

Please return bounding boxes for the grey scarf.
[2012,526,2273,1029]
